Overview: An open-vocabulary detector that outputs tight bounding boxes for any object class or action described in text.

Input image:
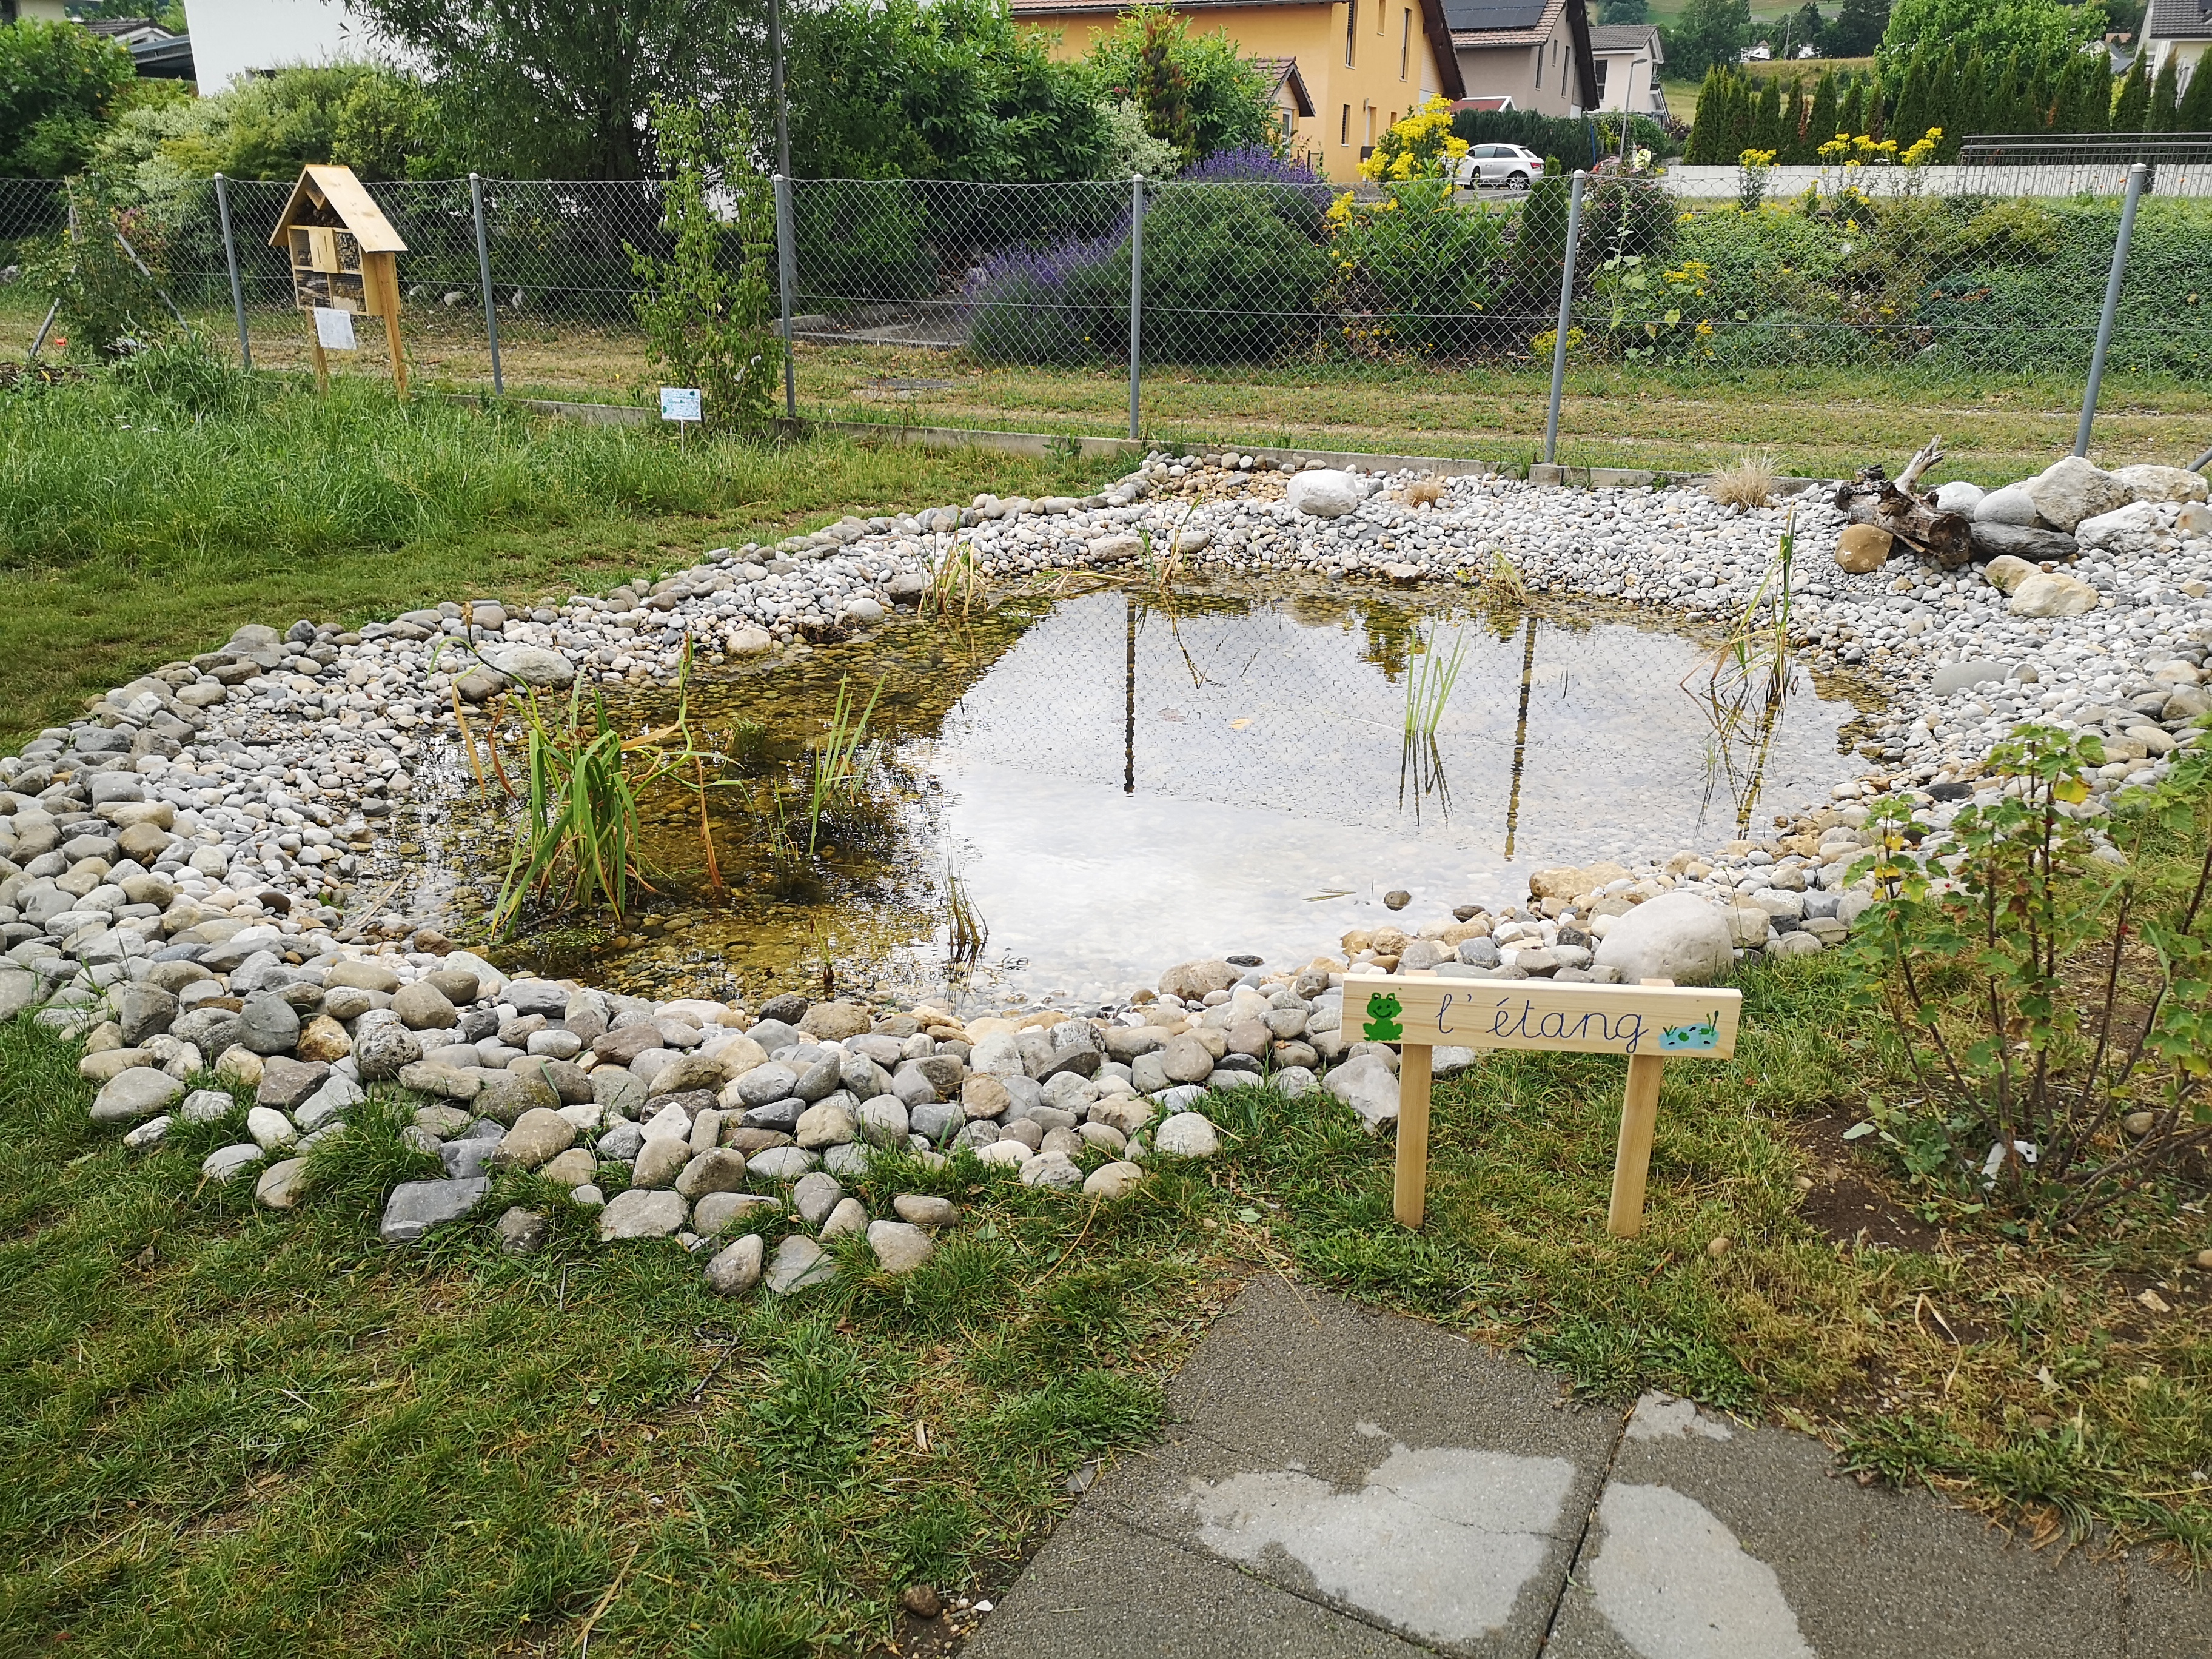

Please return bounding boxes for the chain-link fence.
[5,160,2208,469]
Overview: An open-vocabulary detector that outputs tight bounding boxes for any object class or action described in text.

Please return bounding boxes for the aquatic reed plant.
[805,674,885,858]
[945,863,989,974]
[491,688,680,931]
[923,535,985,617]
[1403,626,1469,738]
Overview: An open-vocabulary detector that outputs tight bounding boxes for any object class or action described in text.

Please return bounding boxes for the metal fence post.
[213,173,251,371]
[2075,160,2149,460]
[1128,173,1145,443]
[773,173,797,422]
[1543,170,1587,469]
[470,173,503,395]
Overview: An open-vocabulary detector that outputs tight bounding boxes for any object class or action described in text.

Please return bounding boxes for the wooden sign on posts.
[267,164,410,396]
[1339,971,1742,1238]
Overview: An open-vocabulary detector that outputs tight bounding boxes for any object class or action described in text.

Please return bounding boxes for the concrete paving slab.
[968,1282,2212,1659]
[1156,1275,1622,1491]
[2123,1555,2212,1659]
[959,1501,1435,1659]
[1543,1390,2127,1659]
[1050,1277,1617,1658]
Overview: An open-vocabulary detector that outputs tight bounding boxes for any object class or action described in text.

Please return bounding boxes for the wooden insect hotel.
[267,164,409,394]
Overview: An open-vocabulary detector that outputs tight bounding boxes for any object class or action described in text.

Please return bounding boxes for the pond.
[410,580,1878,1008]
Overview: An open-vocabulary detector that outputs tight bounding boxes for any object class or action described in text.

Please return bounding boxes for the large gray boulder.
[2022,457,2133,533]
[1591,893,1733,987]
[597,1186,687,1241]
[1972,484,2042,526]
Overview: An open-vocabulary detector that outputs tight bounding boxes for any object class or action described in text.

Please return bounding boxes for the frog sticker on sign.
[1339,970,1743,1238]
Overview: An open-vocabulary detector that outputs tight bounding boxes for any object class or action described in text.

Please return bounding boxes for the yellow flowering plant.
[1357,95,1470,184]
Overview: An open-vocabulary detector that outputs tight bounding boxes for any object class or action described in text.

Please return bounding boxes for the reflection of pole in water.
[1124,592,1136,794]
[1503,612,1538,859]
[1732,695,1783,836]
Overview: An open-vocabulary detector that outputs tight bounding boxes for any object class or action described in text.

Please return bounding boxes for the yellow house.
[1010,0,1469,182]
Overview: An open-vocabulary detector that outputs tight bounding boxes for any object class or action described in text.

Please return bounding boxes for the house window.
[1534,42,1543,89]
[1595,58,1609,102]
[1342,104,1352,144]
[1364,104,1376,144]
[1346,0,1357,65]
[1400,7,1411,77]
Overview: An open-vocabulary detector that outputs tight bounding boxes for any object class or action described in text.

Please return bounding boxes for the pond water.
[416,580,1877,1008]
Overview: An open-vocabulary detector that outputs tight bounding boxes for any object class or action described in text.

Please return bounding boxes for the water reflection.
[435,580,1875,1004]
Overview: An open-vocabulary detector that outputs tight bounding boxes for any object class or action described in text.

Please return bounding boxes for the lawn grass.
[0,376,1125,742]
[17,292,2207,488]
[5,944,2206,1658]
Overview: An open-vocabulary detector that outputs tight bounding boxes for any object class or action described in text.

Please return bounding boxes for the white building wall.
[186,0,372,90]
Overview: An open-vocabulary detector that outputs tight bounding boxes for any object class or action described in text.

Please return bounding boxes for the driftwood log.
[1830,435,1975,568]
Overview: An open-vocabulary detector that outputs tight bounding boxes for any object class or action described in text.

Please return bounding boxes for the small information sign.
[313,306,358,351]
[1340,970,1743,1237]
[659,386,702,424]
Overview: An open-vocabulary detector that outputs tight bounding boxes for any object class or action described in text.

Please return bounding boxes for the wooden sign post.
[1339,971,1742,1238]
[267,164,411,396]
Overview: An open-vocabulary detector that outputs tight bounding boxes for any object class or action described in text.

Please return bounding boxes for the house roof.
[2146,0,2212,39]
[1009,0,1465,96]
[267,165,407,253]
[1588,22,1661,58]
[1250,55,1317,116]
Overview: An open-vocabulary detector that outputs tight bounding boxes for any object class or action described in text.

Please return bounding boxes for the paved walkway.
[964,1277,2210,1659]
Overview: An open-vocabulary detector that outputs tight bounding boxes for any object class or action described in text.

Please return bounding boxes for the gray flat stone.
[1543,1393,2133,1659]
[962,1501,1433,1659]
[379,1176,489,1244]
[765,1232,837,1295]
[1079,1278,1614,1657]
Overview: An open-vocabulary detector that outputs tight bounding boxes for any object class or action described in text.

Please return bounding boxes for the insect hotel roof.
[266,165,407,253]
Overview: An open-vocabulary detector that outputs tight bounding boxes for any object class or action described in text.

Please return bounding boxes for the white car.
[1453,143,1546,191]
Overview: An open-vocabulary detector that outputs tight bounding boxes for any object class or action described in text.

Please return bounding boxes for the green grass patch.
[4,939,2208,1658]
[0,375,1124,740]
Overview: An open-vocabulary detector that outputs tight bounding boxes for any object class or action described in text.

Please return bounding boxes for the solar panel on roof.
[1441,0,1549,32]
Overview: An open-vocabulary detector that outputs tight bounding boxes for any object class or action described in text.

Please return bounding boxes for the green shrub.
[626,101,784,438]
[1327,179,1506,357]
[1133,184,1334,363]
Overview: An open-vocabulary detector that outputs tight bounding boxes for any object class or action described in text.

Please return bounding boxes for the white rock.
[2022,457,2132,533]
[2008,571,2100,618]
[1932,481,1986,514]
[1590,892,1733,987]
[1324,1053,1401,1133]
[1285,469,1364,518]
[2113,463,2208,504]
[2073,501,2165,556]
[1153,1111,1220,1158]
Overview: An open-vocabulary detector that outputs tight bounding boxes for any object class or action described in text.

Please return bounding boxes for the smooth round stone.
[1082,1160,1145,1199]
[1154,1112,1221,1158]
[747,1145,819,1182]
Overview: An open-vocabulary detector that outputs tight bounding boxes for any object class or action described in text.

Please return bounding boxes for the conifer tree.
[2057,50,2111,132]
[1807,69,1839,149]
[1687,64,1729,162]
[2179,56,2212,132]
[1837,75,1865,138]
[2112,51,2150,132]
[1751,74,1786,153]
[2148,52,2180,132]
[1781,75,1811,161]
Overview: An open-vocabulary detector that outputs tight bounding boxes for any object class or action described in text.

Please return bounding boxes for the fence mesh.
[4,160,2208,467]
